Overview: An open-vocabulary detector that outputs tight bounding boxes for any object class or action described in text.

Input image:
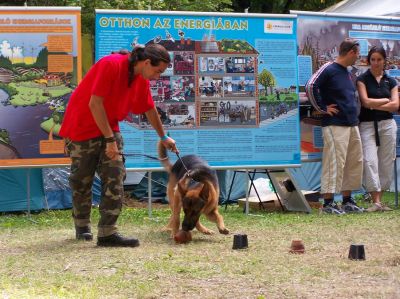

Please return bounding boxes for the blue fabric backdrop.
[0,168,44,212]
[0,162,334,212]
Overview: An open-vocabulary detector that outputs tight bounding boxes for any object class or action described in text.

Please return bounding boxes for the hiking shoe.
[342,199,364,213]
[322,203,346,215]
[97,233,140,247]
[75,226,93,241]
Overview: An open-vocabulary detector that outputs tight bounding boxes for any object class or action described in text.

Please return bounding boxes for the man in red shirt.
[60,44,177,247]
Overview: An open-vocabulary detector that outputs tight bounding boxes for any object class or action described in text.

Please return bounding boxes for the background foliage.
[1,0,343,35]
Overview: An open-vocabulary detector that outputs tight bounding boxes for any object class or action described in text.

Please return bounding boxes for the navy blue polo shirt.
[357,69,397,122]
[306,62,359,127]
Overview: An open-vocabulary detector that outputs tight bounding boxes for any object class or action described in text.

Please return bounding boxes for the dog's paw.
[161,226,173,232]
[219,228,229,235]
[201,229,214,235]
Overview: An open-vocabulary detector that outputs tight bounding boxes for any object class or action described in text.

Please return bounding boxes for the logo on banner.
[264,20,293,34]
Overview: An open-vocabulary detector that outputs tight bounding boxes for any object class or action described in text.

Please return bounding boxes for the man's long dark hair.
[128,44,170,87]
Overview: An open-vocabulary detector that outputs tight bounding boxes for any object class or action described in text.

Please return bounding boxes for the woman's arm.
[374,85,399,112]
[356,81,390,109]
[145,107,179,153]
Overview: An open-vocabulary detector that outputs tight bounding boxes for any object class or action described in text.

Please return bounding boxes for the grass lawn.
[0,195,399,299]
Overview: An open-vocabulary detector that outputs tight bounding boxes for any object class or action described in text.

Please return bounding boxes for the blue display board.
[95,10,300,170]
[294,11,400,161]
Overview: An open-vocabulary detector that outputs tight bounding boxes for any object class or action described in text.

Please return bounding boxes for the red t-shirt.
[59,54,154,141]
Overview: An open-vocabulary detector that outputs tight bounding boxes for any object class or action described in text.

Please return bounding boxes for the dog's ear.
[177,177,188,195]
[188,182,204,197]
[196,182,204,192]
[183,182,205,198]
[200,182,214,202]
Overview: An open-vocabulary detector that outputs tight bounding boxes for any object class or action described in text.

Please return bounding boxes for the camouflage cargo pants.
[66,133,126,237]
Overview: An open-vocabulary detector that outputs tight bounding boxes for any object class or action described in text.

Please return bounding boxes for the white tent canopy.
[324,0,400,17]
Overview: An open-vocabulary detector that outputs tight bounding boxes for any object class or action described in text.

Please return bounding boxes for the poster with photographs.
[200,99,257,127]
[96,11,299,169]
[198,56,225,74]
[170,76,195,101]
[173,51,194,75]
[296,11,400,161]
[199,76,223,98]
[150,77,172,102]
[225,57,255,73]
[163,52,175,76]
[223,76,256,97]
[129,102,195,129]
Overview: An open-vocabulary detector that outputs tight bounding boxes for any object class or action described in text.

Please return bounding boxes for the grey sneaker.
[380,204,393,211]
[342,200,364,213]
[366,203,382,212]
[322,203,346,215]
[366,203,393,212]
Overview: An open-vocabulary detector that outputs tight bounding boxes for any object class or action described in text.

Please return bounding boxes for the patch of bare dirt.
[122,194,168,209]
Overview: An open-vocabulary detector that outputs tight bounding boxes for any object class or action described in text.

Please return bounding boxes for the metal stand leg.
[247,170,265,210]
[265,170,285,211]
[395,158,398,208]
[224,170,237,210]
[26,168,31,216]
[148,171,152,218]
[245,169,250,215]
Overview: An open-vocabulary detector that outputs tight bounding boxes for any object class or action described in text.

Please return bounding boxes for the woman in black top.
[356,46,399,212]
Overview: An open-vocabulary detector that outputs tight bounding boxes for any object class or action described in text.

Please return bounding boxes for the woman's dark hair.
[367,46,387,64]
[128,43,170,87]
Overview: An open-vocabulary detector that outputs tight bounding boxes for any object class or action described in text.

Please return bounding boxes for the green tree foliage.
[51,110,63,124]
[2,0,233,35]
[0,0,343,35]
[0,129,11,144]
[258,69,276,96]
[0,55,12,69]
[232,0,343,14]
[34,47,48,68]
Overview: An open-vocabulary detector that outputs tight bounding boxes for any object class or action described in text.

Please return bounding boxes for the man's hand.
[162,137,179,154]
[326,104,339,116]
[105,141,121,160]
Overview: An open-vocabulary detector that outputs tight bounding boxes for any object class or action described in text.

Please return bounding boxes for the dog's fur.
[158,142,229,237]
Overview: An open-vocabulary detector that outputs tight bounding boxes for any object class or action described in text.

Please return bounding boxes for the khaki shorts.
[321,126,363,194]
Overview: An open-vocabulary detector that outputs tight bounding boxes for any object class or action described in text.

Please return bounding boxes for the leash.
[119,152,167,161]
[175,152,194,178]
[120,151,193,179]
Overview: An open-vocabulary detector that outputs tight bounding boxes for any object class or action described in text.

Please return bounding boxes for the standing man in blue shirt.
[306,38,364,214]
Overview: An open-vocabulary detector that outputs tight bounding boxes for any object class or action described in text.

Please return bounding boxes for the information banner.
[95,10,300,170]
[0,7,81,168]
[294,11,400,161]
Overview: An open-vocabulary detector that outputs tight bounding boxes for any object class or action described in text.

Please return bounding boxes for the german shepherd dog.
[158,142,229,238]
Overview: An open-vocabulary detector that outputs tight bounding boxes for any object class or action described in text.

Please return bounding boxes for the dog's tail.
[157,140,173,172]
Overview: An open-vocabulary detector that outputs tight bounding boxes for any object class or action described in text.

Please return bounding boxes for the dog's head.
[177,177,208,231]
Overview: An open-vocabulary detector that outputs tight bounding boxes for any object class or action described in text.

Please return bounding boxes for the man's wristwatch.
[104,136,116,143]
